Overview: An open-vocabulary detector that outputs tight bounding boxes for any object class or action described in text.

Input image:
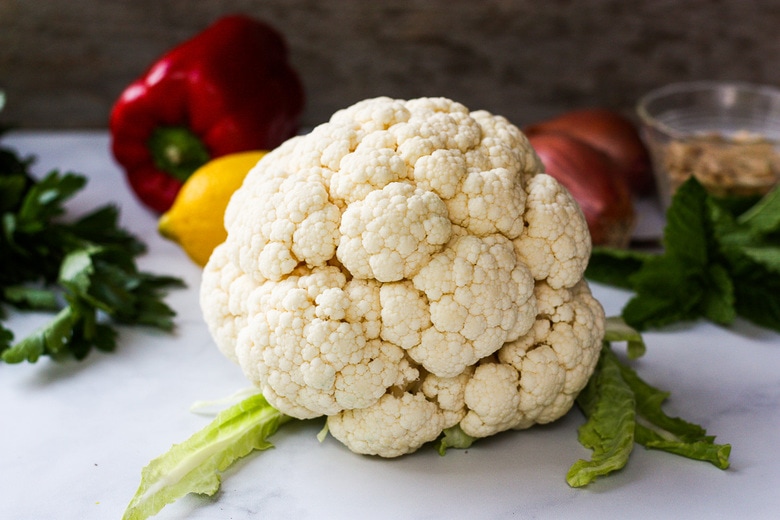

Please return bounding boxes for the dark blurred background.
[2,0,780,129]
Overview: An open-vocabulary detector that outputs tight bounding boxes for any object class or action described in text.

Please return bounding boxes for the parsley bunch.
[586,177,780,332]
[1,131,184,363]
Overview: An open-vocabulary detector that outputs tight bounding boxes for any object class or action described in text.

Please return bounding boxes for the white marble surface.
[1,131,779,520]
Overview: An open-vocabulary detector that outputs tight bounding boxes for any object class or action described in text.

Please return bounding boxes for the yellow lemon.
[158,150,267,266]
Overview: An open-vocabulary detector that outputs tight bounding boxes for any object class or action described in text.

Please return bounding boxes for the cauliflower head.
[201,97,605,458]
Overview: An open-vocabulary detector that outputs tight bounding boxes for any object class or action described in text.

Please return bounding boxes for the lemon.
[158,150,267,266]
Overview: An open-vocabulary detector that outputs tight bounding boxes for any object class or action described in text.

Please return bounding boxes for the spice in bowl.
[662,130,780,198]
[637,81,780,206]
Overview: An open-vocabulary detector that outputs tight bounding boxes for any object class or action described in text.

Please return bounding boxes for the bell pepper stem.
[148,126,211,182]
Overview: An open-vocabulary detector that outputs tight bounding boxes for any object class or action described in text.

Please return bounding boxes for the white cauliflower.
[201,96,605,458]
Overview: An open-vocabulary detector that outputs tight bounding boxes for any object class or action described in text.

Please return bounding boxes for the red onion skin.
[525,108,654,196]
[527,131,636,247]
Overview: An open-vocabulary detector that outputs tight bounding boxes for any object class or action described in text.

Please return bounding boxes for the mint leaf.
[739,246,780,274]
[617,178,730,330]
[622,255,706,329]
[590,176,780,332]
[122,393,293,520]
[661,177,711,266]
[732,275,780,331]
[710,185,780,331]
[701,263,736,325]
[736,184,780,233]
[585,247,651,289]
[711,194,780,275]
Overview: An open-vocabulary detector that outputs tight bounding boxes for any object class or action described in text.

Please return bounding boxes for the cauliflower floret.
[337,182,452,282]
[201,96,605,458]
[514,173,591,289]
[225,166,342,283]
[411,149,466,200]
[330,96,412,133]
[453,280,604,437]
[379,281,431,349]
[460,363,523,437]
[469,111,544,174]
[330,145,408,206]
[446,167,527,239]
[200,242,255,363]
[421,369,473,428]
[328,392,445,458]
[498,280,605,427]
[233,266,406,418]
[408,232,536,378]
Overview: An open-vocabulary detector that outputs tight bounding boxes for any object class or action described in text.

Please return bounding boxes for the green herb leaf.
[122,393,292,520]
[701,263,736,325]
[0,172,30,212]
[661,177,711,264]
[1,307,74,363]
[0,323,12,352]
[585,247,651,289]
[587,177,780,332]
[16,171,86,230]
[736,184,780,233]
[621,255,705,329]
[1,137,185,364]
[732,275,780,332]
[2,285,59,310]
[739,246,780,274]
[70,205,147,255]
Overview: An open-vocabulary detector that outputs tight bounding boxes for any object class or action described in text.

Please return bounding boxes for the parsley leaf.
[1,131,184,364]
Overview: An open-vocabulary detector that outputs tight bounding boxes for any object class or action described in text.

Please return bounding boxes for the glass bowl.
[637,81,780,207]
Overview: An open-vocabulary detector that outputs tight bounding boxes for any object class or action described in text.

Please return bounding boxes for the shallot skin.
[527,131,636,248]
[525,108,654,196]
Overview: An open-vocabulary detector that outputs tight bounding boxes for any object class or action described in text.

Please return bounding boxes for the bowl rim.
[636,80,780,140]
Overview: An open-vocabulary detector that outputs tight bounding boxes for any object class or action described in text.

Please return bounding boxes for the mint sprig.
[587,177,780,332]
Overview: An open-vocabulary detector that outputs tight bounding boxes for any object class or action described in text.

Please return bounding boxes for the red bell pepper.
[109,14,304,213]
